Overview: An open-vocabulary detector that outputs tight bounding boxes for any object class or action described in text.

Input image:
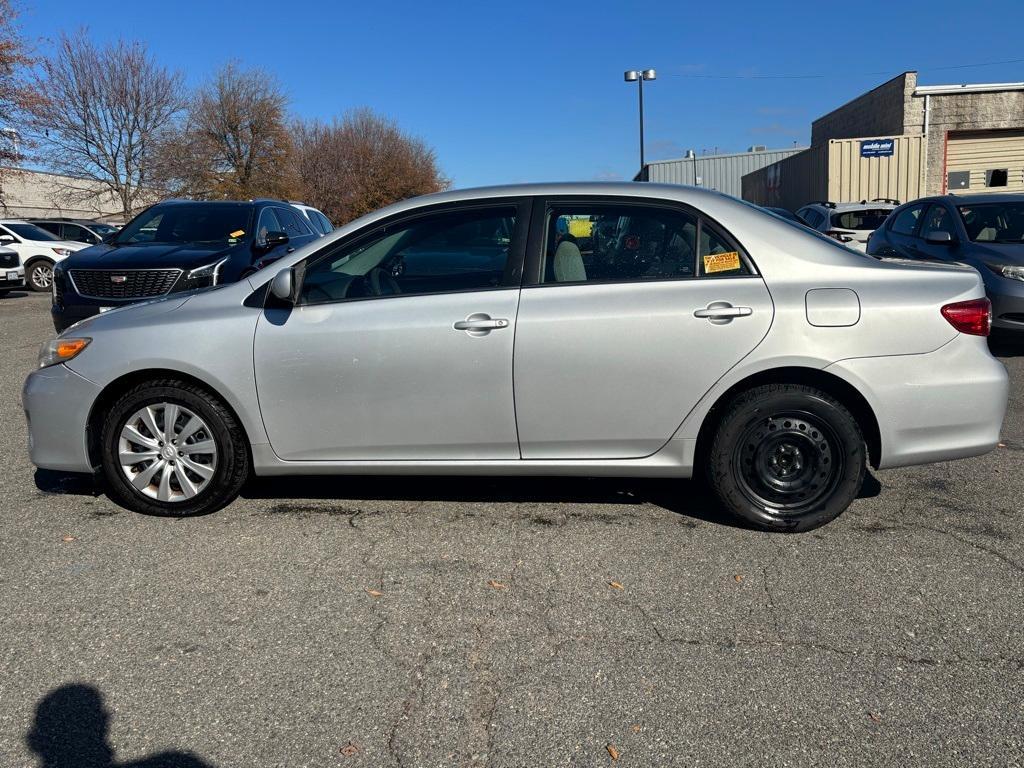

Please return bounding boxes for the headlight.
[187,257,229,285]
[52,247,73,257]
[998,265,1024,282]
[38,337,91,368]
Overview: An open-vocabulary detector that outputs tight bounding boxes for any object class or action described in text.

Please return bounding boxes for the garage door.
[946,129,1024,194]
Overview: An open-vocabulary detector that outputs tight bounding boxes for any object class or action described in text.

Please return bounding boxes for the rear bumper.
[827,334,1009,469]
[22,364,100,472]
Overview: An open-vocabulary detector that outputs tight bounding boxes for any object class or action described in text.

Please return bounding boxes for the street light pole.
[624,69,656,178]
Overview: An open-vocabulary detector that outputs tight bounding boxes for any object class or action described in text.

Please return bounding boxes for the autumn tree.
[292,109,448,226]
[156,62,294,200]
[30,31,184,218]
[0,0,37,176]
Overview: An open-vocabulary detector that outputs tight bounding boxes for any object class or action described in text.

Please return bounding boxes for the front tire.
[707,384,866,532]
[26,259,55,292]
[100,379,249,516]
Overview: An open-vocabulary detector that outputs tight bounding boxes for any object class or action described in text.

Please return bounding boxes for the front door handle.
[694,302,752,324]
[454,313,509,336]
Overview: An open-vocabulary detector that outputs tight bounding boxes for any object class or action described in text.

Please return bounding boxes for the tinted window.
[920,205,956,239]
[33,221,62,237]
[958,202,1024,243]
[799,209,824,228]
[316,212,334,234]
[831,209,891,231]
[542,205,699,284]
[300,207,516,304]
[117,205,251,245]
[256,208,282,242]
[276,207,314,237]
[889,204,925,235]
[5,222,60,241]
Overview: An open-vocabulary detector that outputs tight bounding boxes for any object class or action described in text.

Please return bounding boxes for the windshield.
[830,209,892,231]
[115,204,253,246]
[90,223,118,236]
[958,202,1024,243]
[5,222,60,241]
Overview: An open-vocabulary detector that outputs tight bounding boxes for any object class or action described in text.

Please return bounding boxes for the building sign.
[860,139,895,158]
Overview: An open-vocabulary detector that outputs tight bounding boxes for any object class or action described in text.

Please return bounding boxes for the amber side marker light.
[38,337,91,368]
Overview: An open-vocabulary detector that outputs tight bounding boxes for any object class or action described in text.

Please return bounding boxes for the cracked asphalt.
[1,290,1022,767]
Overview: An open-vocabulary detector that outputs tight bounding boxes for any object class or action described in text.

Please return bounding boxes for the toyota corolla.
[23,183,1009,532]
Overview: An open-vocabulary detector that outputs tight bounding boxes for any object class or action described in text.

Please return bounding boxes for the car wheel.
[707,383,866,532]
[99,379,249,516]
[26,259,55,292]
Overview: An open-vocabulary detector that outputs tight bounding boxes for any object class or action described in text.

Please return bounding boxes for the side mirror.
[926,231,956,245]
[261,230,289,250]
[0,234,15,244]
[269,268,295,303]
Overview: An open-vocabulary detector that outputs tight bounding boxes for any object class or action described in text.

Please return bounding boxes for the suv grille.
[0,250,18,269]
[69,269,181,299]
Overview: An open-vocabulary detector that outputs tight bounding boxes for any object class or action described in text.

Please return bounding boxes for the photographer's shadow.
[27,684,214,768]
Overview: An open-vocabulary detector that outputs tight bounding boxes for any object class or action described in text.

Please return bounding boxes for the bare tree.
[30,31,184,218]
[292,109,448,226]
[155,62,294,200]
[0,1,41,195]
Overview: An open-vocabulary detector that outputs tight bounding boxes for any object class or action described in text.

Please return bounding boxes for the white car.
[291,203,334,236]
[0,220,88,292]
[795,200,899,252]
[0,245,23,296]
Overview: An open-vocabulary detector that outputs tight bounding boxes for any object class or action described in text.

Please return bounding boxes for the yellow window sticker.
[703,251,741,274]
[229,229,245,238]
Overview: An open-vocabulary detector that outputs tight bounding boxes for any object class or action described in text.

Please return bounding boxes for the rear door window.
[889,204,926,236]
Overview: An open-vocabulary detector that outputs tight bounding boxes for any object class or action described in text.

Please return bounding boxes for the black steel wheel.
[708,383,866,532]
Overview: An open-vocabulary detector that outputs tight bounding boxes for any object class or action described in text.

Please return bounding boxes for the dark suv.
[867,193,1024,332]
[52,199,319,332]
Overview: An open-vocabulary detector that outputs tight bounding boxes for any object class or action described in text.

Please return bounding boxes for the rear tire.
[707,383,866,532]
[100,379,249,516]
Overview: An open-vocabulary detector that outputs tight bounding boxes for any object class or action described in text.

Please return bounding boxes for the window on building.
[986,169,1009,188]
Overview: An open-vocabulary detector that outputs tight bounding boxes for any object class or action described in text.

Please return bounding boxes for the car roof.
[939,193,1024,204]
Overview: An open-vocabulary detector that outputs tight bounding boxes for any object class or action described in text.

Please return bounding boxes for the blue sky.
[19,0,1024,188]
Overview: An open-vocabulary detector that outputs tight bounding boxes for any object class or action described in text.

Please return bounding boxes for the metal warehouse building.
[635,146,806,198]
[743,71,1024,211]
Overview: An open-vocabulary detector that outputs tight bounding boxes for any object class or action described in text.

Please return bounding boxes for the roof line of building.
[645,146,808,165]
[914,82,1024,95]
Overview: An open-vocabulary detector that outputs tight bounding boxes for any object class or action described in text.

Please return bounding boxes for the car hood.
[62,242,241,270]
[25,239,87,251]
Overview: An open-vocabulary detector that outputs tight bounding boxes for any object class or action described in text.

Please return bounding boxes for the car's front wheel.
[707,383,866,532]
[26,259,55,292]
[100,379,250,516]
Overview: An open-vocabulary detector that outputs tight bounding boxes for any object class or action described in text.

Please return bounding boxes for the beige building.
[0,168,126,222]
[743,72,1024,210]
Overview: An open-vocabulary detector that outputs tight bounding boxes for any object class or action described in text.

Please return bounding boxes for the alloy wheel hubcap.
[118,402,217,502]
[32,265,53,288]
[734,412,842,513]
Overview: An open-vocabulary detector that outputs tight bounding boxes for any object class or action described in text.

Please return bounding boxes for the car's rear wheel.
[100,379,249,516]
[26,259,54,292]
[707,383,866,532]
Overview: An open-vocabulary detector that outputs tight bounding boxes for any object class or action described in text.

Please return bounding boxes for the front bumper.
[23,364,101,472]
[827,333,1009,469]
[987,275,1024,330]
[1,266,25,290]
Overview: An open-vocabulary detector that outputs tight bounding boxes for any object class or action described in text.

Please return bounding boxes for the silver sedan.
[23,183,1009,531]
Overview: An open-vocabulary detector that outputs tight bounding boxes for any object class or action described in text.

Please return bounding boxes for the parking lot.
[0,289,1021,767]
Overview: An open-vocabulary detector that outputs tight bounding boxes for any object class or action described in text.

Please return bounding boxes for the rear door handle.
[453,313,509,335]
[694,303,752,321]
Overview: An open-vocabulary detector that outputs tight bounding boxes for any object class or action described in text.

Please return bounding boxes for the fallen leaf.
[868,712,882,724]
[61,536,77,542]
[607,743,620,760]
[486,579,506,590]
[733,574,744,583]
[339,741,360,756]
[630,724,642,734]
[608,581,624,590]
[365,589,383,598]
[998,442,1007,448]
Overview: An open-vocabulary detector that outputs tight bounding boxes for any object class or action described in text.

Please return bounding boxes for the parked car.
[30,218,120,246]
[0,246,24,296]
[50,198,321,332]
[0,220,88,292]
[24,183,1007,532]
[795,200,899,251]
[867,193,1024,332]
[291,203,334,236]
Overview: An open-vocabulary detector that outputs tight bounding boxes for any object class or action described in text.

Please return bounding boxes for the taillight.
[941,298,991,336]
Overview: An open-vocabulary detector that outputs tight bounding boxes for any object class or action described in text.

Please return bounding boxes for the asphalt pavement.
[1,290,1022,767]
